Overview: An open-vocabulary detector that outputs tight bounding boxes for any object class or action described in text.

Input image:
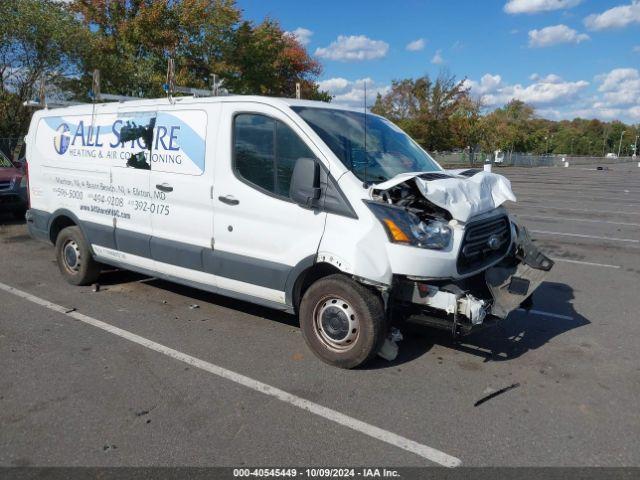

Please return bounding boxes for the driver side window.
[233,113,314,199]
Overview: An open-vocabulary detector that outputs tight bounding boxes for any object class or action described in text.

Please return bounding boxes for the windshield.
[292,106,441,183]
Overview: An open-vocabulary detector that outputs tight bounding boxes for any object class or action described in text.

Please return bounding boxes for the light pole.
[618,130,626,158]
[634,135,639,157]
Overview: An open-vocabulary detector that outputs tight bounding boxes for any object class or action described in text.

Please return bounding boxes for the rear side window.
[233,113,314,199]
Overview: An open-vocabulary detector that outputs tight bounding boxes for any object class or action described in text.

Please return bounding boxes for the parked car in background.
[0,151,28,219]
[605,153,618,159]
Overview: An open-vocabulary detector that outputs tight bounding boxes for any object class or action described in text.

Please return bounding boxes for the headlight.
[19,176,27,188]
[366,202,452,250]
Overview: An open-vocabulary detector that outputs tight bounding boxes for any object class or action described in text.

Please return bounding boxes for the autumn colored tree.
[225,19,330,100]
[68,0,329,100]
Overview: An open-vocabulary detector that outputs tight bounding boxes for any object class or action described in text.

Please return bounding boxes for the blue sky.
[239,0,640,123]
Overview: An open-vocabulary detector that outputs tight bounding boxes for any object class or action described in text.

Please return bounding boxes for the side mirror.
[290,157,321,208]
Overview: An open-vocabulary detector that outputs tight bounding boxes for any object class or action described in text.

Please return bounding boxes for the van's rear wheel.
[299,274,386,369]
[55,226,101,286]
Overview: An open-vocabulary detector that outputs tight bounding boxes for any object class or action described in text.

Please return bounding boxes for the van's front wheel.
[55,226,101,286]
[299,274,386,369]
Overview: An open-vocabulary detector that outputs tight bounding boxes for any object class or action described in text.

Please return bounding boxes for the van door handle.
[156,183,173,193]
[218,195,239,206]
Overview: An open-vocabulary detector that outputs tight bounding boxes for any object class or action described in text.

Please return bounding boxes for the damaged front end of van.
[368,169,554,337]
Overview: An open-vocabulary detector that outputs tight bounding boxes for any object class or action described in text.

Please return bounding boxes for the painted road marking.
[516,308,573,321]
[511,204,640,216]
[0,281,461,468]
[516,199,640,208]
[530,229,639,243]
[515,214,640,228]
[550,258,621,269]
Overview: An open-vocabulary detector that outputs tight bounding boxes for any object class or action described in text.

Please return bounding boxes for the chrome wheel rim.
[313,296,359,352]
[62,240,81,274]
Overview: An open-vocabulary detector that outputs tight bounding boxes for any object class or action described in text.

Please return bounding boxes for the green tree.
[371,72,470,150]
[0,0,88,140]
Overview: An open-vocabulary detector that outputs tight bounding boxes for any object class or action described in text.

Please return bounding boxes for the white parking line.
[550,258,621,269]
[530,229,639,243]
[517,199,640,209]
[515,214,640,228]
[0,281,461,468]
[512,204,640,216]
[516,308,573,321]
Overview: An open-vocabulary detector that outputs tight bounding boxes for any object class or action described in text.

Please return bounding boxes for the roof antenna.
[164,58,176,104]
[363,79,368,187]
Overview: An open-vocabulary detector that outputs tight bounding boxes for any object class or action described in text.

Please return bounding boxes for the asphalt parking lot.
[1,163,639,467]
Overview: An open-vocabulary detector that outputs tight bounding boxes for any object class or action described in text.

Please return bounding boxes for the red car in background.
[0,151,28,219]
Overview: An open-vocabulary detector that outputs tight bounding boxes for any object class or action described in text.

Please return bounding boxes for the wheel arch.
[286,258,343,313]
[48,209,84,245]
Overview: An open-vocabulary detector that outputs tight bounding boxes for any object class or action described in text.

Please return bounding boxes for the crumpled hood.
[372,169,516,222]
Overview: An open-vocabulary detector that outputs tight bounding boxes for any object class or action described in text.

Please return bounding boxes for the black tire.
[55,226,101,286]
[299,274,386,369]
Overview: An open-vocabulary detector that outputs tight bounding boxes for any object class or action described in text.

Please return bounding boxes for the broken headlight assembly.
[366,202,452,249]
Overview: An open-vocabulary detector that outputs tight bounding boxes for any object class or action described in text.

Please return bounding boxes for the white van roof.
[31,95,365,117]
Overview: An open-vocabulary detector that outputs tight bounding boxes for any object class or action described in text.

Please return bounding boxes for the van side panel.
[30,111,117,243]
[148,107,216,278]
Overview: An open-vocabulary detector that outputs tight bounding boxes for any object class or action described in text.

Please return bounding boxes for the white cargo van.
[25,96,553,368]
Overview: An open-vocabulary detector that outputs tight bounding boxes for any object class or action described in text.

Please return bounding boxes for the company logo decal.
[53,123,70,155]
[45,111,206,175]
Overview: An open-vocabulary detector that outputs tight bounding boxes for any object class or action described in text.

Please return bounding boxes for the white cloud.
[317,77,350,92]
[315,35,389,61]
[633,45,640,53]
[584,1,640,30]
[285,27,313,46]
[431,49,444,64]
[464,73,589,106]
[528,24,589,47]
[530,73,564,82]
[466,68,640,122]
[504,0,581,14]
[596,68,640,106]
[406,38,426,51]
[318,77,390,108]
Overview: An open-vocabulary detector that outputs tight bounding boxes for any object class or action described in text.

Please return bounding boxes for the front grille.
[0,181,10,190]
[457,215,511,274]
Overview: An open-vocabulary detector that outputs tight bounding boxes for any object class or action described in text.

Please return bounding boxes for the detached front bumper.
[394,224,553,335]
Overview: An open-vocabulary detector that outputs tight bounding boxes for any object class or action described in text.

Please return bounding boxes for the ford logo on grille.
[487,234,502,250]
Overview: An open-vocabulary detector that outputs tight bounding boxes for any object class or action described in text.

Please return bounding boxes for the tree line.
[1,0,638,158]
[371,73,639,157]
